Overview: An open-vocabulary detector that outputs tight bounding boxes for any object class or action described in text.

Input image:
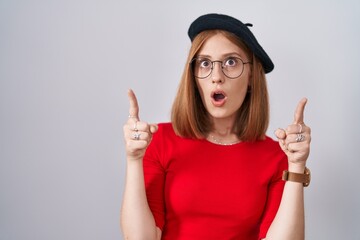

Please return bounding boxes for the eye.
[224,57,238,67]
[198,59,212,68]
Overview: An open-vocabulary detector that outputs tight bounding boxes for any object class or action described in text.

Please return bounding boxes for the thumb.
[150,124,158,134]
[275,128,286,140]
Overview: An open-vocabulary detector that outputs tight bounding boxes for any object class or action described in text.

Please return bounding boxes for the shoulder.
[150,122,181,147]
[261,136,282,150]
[157,122,174,132]
[250,136,287,164]
[154,122,176,138]
[263,136,285,155]
[263,135,288,166]
[145,122,182,167]
[245,135,281,151]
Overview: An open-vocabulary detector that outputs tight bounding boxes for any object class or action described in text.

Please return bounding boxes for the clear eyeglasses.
[190,57,252,79]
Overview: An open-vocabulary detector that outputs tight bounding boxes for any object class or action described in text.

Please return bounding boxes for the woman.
[121,13,311,240]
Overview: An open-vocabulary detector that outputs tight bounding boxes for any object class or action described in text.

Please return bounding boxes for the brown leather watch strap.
[282,167,311,187]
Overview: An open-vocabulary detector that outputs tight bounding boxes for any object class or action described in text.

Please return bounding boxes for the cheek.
[230,81,249,105]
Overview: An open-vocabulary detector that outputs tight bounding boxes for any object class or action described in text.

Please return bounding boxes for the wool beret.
[188,13,274,74]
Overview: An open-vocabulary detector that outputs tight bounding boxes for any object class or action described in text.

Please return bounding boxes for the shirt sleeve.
[143,125,166,231]
[258,153,288,239]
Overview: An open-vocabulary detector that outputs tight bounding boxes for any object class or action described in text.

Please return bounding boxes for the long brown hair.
[171,30,269,142]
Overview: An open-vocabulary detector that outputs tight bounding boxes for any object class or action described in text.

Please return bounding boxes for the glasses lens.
[222,57,244,78]
[192,58,212,78]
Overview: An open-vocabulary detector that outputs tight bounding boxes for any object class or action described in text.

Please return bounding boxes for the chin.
[208,110,236,120]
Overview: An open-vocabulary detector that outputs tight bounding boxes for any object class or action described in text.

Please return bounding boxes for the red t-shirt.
[143,123,288,240]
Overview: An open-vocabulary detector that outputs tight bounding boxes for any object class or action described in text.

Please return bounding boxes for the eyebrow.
[196,52,244,59]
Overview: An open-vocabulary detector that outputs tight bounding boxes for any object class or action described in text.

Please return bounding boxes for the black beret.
[188,13,274,74]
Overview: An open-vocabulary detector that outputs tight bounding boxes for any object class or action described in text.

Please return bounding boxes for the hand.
[123,89,158,161]
[275,98,311,170]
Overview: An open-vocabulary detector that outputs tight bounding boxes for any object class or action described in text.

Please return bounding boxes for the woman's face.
[195,33,251,123]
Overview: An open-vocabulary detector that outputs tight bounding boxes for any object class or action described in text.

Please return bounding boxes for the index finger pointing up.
[293,97,308,124]
[128,89,140,121]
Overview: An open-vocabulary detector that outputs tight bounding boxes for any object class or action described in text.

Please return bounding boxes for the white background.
[1,1,359,239]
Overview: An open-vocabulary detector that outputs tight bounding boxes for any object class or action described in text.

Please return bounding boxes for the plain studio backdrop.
[1,1,359,239]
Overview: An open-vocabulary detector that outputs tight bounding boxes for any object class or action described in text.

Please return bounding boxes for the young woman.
[121,13,311,240]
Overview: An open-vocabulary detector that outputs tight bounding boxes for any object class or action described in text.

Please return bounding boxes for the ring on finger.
[133,132,141,140]
[296,133,305,142]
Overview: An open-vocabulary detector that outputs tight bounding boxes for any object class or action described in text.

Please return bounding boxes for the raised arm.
[120,89,161,240]
[265,98,311,240]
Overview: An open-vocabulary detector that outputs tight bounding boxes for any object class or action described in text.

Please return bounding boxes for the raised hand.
[275,98,311,167]
[124,89,158,161]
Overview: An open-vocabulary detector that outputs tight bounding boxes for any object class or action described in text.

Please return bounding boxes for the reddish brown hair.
[171,30,269,142]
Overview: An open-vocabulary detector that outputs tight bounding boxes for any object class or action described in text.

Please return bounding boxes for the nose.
[211,61,224,84]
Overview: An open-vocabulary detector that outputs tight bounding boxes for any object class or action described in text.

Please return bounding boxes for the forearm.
[121,159,159,240]
[265,164,305,240]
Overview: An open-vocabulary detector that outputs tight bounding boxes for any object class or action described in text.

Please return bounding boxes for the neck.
[207,118,240,145]
[211,116,236,135]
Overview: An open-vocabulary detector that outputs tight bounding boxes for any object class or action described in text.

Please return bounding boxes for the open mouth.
[212,92,226,102]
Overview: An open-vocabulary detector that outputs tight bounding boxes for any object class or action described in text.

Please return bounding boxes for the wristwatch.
[282,167,311,187]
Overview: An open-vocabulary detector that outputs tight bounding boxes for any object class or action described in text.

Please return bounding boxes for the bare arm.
[265,98,311,240]
[120,89,162,240]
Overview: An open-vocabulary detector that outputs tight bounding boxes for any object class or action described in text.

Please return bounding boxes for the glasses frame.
[190,57,252,79]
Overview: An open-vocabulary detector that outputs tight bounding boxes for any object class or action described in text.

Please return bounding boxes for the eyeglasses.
[190,57,252,79]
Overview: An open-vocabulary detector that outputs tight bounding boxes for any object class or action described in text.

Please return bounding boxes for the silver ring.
[133,132,141,140]
[128,114,136,119]
[296,134,305,142]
